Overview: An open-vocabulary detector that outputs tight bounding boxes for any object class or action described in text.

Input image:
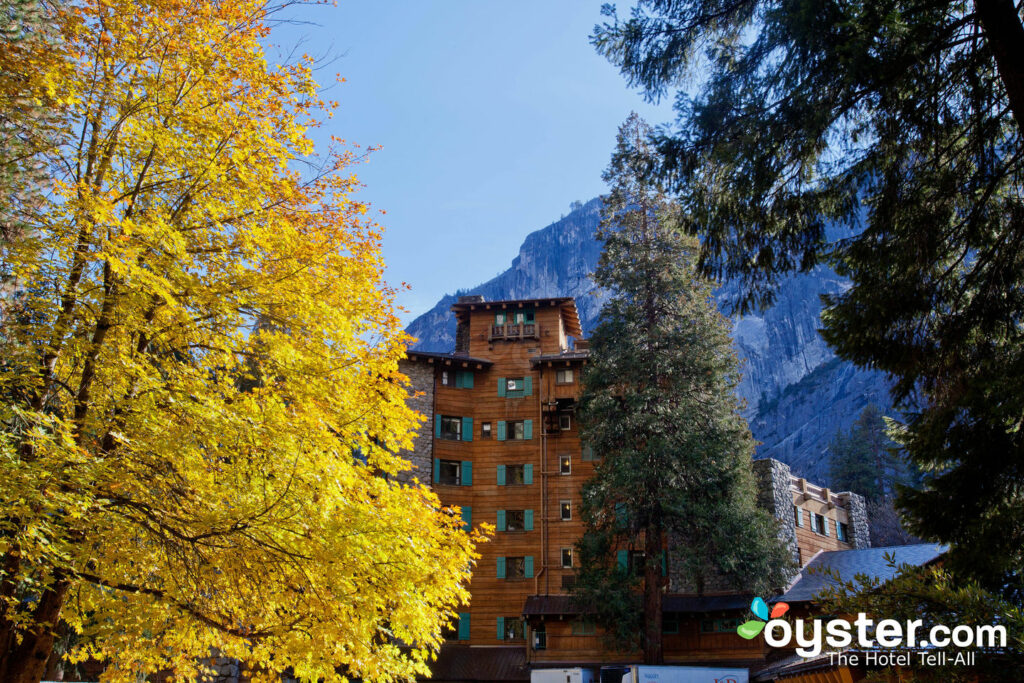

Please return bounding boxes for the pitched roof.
[449,297,584,338]
[425,645,529,682]
[781,543,947,603]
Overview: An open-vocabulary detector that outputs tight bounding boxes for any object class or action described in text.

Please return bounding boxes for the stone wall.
[398,358,435,484]
[844,491,870,549]
[752,458,800,568]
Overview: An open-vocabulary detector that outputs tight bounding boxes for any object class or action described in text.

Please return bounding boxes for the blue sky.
[274,2,670,323]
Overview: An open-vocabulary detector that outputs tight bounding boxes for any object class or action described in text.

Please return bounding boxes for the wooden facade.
[417,295,867,675]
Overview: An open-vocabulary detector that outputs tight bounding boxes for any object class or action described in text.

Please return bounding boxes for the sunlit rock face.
[405,199,891,481]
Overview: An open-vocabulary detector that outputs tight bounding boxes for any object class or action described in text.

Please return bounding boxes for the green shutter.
[796,507,803,527]
[824,517,830,536]
[617,549,629,572]
[524,556,534,578]
[458,613,470,641]
[523,376,532,396]
[524,509,533,531]
[462,417,473,442]
[523,464,533,485]
[456,370,474,389]
[461,506,472,532]
[497,556,506,579]
[461,461,472,486]
[433,458,440,484]
[614,502,627,529]
[435,415,441,438]
[524,420,532,440]
[497,421,506,441]
[497,616,505,640]
[497,510,506,532]
[497,377,506,397]
[497,464,506,486]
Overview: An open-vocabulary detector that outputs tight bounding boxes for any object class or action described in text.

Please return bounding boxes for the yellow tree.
[0,0,481,681]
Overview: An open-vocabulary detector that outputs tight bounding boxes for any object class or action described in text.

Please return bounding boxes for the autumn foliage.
[0,0,479,681]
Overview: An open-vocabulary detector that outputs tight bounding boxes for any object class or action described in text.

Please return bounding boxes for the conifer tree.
[572,114,791,664]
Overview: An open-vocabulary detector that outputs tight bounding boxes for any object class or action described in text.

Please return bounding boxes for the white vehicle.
[599,665,748,683]
[531,667,597,683]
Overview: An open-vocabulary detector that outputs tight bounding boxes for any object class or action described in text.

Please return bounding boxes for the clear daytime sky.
[273,2,671,324]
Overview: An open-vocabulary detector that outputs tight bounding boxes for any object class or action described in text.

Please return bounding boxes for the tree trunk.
[0,579,70,683]
[642,525,664,664]
[975,0,1024,139]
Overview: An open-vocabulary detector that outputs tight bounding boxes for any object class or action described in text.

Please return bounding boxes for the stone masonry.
[398,358,435,484]
[843,491,870,549]
[752,457,801,570]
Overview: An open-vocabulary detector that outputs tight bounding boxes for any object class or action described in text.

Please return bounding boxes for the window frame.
[812,512,827,535]
[506,464,526,486]
[507,420,526,440]
[558,413,571,431]
[555,368,574,384]
[440,370,451,386]
[481,421,492,439]
[502,616,526,641]
[437,459,461,486]
[558,454,571,475]
[439,415,462,441]
[505,509,527,532]
[560,547,573,568]
[559,500,572,521]
[506,556,527,580]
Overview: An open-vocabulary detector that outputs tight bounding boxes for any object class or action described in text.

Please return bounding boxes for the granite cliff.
[405,198,891,481]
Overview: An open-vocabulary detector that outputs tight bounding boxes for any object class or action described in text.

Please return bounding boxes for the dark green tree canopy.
[573,114,791,663]
[593,0,1024,597]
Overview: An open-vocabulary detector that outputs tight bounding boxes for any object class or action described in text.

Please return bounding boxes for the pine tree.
[592,0,1024,598]
[572,114,791,664]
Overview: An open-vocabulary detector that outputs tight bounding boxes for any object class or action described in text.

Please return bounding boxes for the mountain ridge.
[405,198,891,481]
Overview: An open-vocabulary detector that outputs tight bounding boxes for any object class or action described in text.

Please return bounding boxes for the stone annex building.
[399,295,943,683]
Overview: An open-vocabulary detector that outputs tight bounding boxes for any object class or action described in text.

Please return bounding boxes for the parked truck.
[530,667,597,683]
[598,665,748,683]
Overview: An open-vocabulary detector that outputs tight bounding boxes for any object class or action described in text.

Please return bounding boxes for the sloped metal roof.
[781,543,947,603]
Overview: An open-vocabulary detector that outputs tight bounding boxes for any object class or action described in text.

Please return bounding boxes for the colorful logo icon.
[737,597,789,639]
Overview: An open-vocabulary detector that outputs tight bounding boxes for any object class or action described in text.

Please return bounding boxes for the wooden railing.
[489,323,538,340]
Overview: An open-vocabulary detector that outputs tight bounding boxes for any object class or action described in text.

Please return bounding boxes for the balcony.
[489,323,538,341]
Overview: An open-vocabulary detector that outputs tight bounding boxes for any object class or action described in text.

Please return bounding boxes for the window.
[505,510,526,532]
[506,556,526,579]
[558,414,572,431]
[441,370,451,386]
[445,613,470,641]
[501,617,525,641]
[559,454,571,475]
[508,420,526,440]
[837,521,849,543]
[560,500,572,521]
[481,422,492,438]
[700,618,740,634]
[533,622,547,650]
[555,368,574,384]
[561,548,573,568]
[506,464,525,485]
[811,513,827,535]
[560,574,576,590]
[437,460,461,486]
[794,505,804,528]
[506,378,524,393]
[629,550,645,577]
[439,416,461,441]
[495,311,534,325]
[662,613,679,635]
[570,620,596,636]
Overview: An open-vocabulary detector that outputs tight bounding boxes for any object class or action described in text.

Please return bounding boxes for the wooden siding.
[434,302,592,645]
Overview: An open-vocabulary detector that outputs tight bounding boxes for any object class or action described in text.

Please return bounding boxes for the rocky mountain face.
[405,198,891,481]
